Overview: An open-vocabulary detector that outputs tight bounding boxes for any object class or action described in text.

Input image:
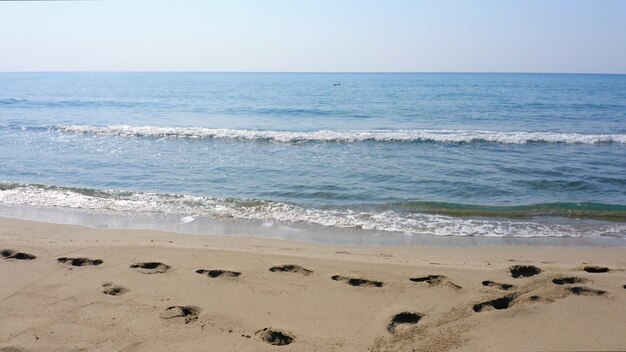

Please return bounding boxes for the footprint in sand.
[509,265,541,278]
[583,266,609,273]
[269,264,313,276]
[57,257,102,266]
[473,293,519,312]
[482,280,515,291]
[567,286,607,296]
[331,275,384,287]
[475,272,609,314]
[130,262,171,274]
[196,269,241,278]
[387,312,423,334]
[159,306,200,324]
[1,249,36,260]
[552,277,587,285]
[410,275,462,289]
[102,283,128,296]
[256,328,294,346]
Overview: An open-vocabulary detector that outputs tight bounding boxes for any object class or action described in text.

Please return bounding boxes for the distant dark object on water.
[333,83,341,86]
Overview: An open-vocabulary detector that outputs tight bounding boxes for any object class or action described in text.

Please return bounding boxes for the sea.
[1,72,625,246]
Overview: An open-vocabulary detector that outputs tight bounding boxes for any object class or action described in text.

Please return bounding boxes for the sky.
[0,0,625,73]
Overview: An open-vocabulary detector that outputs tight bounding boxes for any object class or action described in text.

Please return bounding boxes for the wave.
[0,98,27,105]
[0,98,153,109]
[50,125,626,144]
[1,183,624,238]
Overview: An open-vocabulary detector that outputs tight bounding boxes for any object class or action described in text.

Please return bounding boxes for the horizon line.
[0,70,625,75]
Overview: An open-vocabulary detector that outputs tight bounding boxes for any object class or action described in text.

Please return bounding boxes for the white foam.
[0,184,623,238]
[179,216,196,224]
[52,125,626,144]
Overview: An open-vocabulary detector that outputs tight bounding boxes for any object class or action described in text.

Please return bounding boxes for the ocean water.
[1,72,625,245]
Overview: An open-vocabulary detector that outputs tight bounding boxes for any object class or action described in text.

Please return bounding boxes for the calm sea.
[1,72,625,244]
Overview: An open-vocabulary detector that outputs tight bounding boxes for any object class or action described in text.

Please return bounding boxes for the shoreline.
[1,216,626,351]
[1,206,624,248]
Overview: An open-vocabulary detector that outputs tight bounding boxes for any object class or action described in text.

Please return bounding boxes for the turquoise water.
[1,72,625,241]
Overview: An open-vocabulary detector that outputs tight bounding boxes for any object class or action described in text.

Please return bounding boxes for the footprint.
[1,249,36,260]
[473,294,518,312]
[331,275,383,287]
[256,328,294,346]
[552,277,587,285]
[195,269,241,278]
[410,275,462,289]
[509,265,541,278]
[130,262,171,274]
[102,283,128,296]
[482,280,514,291]
[387,312,422,334]
[583,266,609,273]
[159,306,200,324]
[269,264,313,276]
[57,257,102,266]
[567,286,607,296]
[410,275,444,285]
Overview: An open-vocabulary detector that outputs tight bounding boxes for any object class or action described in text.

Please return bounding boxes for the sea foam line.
[0,183,624,238]
[50,125,626,144]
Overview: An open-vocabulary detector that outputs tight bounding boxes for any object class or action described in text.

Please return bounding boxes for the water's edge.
[1,205,623,248]
[1,182,624,239]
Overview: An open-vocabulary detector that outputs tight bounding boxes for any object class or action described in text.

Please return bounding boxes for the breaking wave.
[50,125,626,144]
[1,183,624,238]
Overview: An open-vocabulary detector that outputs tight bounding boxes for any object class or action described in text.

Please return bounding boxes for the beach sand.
[1,217,625,351]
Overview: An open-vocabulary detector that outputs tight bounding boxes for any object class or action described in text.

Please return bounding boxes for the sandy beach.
[0,217,624,351]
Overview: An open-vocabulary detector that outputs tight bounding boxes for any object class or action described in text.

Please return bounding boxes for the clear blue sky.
[1,0,625,73]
